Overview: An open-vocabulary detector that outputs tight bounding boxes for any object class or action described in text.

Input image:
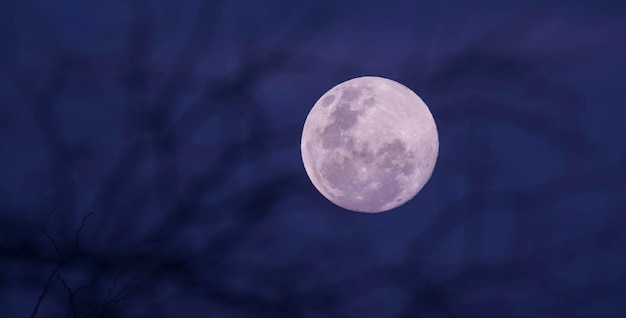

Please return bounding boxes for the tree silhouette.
[28,207,145,318]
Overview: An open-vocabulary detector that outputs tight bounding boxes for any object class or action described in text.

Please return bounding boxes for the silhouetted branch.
[30,210,93,318]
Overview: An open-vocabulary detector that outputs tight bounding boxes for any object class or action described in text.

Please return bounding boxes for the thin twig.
[56,275,78,318]
[73,211,94,252]
[29,261,65,318]
[37,206,64,260]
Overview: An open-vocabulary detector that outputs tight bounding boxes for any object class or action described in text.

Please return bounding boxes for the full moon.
[301,76,439,213]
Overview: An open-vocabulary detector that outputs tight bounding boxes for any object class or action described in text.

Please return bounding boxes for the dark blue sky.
[1,0,625,317]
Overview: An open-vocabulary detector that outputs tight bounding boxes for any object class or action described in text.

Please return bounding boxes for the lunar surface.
[301,76,439,213]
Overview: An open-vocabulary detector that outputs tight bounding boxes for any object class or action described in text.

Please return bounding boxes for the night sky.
[1,1,626,317]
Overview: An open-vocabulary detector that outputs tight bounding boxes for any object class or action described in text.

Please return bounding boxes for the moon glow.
[301,76,439,213]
